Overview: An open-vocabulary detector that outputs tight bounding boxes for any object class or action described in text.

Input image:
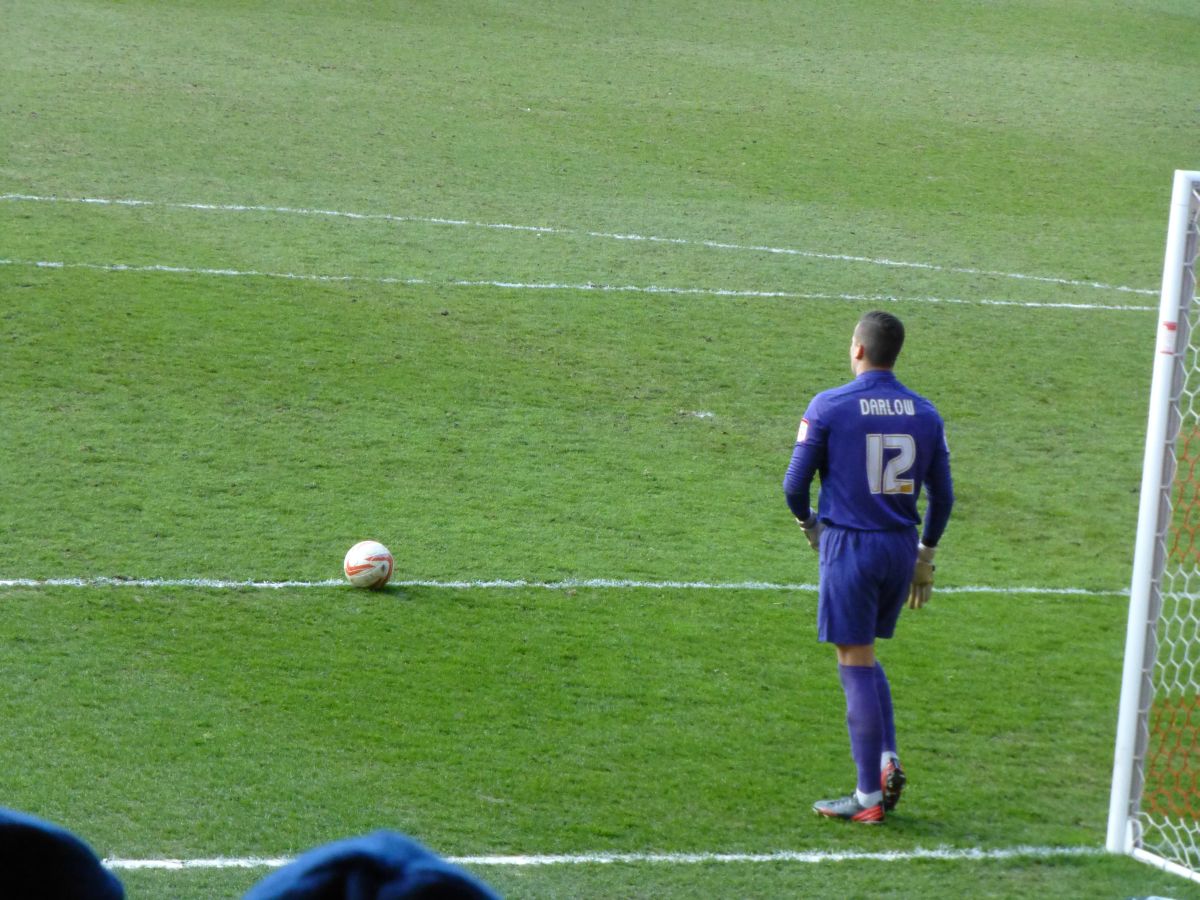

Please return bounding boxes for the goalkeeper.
[783,310,954,823]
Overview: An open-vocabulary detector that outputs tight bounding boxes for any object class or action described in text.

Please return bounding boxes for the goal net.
[1109,170,1200,883]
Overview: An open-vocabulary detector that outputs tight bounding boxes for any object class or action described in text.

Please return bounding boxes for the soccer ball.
[343,540,394,589]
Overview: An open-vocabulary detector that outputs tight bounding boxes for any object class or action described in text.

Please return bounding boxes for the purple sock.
[875,662,897,757]
[839,663,883,797]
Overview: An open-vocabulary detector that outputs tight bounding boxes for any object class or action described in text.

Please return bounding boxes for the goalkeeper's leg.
[836,651,885,813]
[875,662,906,810]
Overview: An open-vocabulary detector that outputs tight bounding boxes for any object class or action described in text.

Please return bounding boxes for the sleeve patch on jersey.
[797,418,810,443]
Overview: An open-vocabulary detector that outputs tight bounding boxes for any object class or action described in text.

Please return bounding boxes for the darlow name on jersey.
[859,398,916,416]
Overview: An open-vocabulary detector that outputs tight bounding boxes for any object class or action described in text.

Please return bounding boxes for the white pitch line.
[0,258,1156,312]
[0,576,1127,597]
[0,577,345,590]
[106,857,292,871]
[0,191,1156,296]
[102,845,1103,871]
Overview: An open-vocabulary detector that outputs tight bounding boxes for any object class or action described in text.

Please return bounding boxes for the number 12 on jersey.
[866,433,915,495]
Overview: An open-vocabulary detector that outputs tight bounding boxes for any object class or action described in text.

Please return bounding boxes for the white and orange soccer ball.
[343,540,394,589]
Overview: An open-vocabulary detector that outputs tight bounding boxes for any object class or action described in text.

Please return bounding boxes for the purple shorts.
[817,526,919,644]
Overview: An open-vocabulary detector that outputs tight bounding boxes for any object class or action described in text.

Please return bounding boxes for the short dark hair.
[857,311,905,368]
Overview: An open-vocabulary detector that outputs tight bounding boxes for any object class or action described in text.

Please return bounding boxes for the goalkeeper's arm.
[908,444,954,609]
[783,439,824,552]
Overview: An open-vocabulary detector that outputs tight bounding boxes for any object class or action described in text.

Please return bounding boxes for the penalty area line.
[0,258,1156,312]
[0,576,1127,597]
[103,844,1104,870]
[0,191,1155,296]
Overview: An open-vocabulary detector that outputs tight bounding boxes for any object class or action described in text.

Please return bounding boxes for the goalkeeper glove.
[797,512,824,552]
[908,543,936,609]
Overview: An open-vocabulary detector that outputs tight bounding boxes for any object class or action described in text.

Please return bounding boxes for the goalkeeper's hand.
[908,543,936,609]
[797,512,824,553]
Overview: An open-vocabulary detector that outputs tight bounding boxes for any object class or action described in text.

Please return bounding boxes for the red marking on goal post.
[1160,320,1179,355]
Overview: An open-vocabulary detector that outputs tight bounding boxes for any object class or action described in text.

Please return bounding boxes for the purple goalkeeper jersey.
[783,369,953,545]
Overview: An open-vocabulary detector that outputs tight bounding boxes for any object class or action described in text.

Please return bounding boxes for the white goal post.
[1108,169,1200,882]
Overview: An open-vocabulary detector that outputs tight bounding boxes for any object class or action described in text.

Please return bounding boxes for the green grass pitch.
[3,1,1200,897]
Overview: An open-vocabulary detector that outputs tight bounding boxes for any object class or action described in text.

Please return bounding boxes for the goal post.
[1108,169,1200,881]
